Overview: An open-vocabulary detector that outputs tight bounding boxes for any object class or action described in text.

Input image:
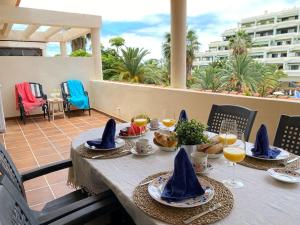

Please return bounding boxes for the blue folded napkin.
[87,119,116,149]
[161,148,205,202]
[251,124,281,159]
[178,110,188,122]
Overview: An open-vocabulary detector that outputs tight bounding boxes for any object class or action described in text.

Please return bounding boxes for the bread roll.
[204,143,223,154]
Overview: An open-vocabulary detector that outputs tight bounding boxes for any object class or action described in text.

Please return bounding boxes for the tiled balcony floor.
[0,110,112,211]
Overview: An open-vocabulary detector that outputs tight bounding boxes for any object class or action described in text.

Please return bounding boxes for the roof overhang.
[0,5,101,43]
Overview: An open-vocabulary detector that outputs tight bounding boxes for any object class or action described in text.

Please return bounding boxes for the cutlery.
[280,156,300,167]
[183,202,222,224]
[92,150,130,159]
[140,179,154,186]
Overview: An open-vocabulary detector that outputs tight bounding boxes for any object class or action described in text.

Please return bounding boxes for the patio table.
[69,123,300,225]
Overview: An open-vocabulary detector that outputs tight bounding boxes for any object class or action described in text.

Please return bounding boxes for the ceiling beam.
[43,27,63,40]
[0,5,101,28]
[1,23,13,37]
[62,28,91,42]
[23,25,39,39]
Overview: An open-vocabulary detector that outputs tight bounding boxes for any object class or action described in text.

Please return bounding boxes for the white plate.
[118,129,148,139]
[246,145,289,161]
[130,147,156,156]
[148,174,214,208]
[84,138,125,151]
[267,168,300,183]
[153,139,178,152]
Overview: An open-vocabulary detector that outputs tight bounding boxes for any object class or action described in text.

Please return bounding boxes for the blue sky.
[20,0,300,59]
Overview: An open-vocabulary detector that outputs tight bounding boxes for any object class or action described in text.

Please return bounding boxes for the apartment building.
[196,7,300,82]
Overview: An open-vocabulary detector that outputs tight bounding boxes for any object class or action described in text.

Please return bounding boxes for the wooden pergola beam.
[0,5,101,28]
[23,25,39,39]
[1,23,13,37]
[43,27,63,40]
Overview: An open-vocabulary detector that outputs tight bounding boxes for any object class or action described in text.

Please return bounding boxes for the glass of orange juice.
[222,130,246,188]
[162,110,176,131]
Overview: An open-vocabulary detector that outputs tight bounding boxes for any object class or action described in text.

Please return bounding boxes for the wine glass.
[222,130,246,188]
[161,110,176,131]
[219,119,237,145]
[219,119,237,166]
[132,111,148,138]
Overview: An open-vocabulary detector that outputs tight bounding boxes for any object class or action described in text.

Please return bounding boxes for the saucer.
[195,163,214,175]
[267,168,300,183]
[130,147,156,156]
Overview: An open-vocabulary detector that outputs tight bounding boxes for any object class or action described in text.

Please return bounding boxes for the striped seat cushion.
[29,83,42,98]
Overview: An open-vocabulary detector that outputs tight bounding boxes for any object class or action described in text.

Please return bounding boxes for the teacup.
[150,118,159,129]
[191,152,208,173]
[136,139,152,154]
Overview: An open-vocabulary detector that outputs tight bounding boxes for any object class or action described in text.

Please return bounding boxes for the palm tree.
[255,63,287,97]
[228,30,252,56]
[186,30,201,78]
[192,65,224,91]
[109,37,125,53]
[162,33,171,73]
[114,47,149,83]
[162,29,200,80]
[221,54,259,92]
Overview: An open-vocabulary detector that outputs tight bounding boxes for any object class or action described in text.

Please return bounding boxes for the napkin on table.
[251,124,281,159]
[161,148,205,202]
[178,109,188,122]
[87,119,116,149]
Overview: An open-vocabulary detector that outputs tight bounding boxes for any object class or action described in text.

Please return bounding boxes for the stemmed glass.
[161,110,176,131]
[222,130,246,188]
[219,120,237,165]
[219,119,237,145]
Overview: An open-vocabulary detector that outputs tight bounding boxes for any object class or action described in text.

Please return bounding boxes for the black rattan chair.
[17,82,50,124]
[274,115,300,156]
[207,104,257,141]
[0,175,122,225]
[61,81,91,117]
[0,144,133,224]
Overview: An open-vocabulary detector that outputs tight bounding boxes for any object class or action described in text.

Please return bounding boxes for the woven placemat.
[239,154,300,171]
[133,172,234,225]
[76,141,135,159]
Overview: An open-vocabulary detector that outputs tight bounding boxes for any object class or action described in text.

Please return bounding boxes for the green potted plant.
[175,119,209,159]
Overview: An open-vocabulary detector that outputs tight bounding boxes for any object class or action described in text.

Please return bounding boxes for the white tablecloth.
[69,123,300,225]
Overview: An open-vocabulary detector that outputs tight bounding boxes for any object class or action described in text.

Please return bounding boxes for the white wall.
[91,80,300,143]
[0,56,94,117]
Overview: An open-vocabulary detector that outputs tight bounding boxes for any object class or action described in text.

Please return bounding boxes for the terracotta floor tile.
[51,182,74,199]
[24,176,48,191]
[14,157,38,170]
[45,169,68,185]
[32,146,57,157]
[30,202,46,211]
[30,142,52,150]
[28,138,49,145]
[5,141,28,149]
[48,135,69,141]
[10,150,34,160]
[26,186,54,206]
[7,147,31,154]
[56,145,71,153]
[61,152,70,159]
[36,154,62,166]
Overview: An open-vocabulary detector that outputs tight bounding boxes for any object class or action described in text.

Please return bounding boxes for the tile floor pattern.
[0,110,112,211]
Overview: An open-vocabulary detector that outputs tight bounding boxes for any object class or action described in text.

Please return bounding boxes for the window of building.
[290,65,300,70]
[0,47,42,56]
[281,53,287,57]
